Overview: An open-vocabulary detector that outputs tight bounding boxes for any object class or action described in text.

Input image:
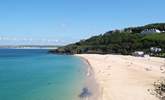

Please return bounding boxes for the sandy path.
[76,54,165,100]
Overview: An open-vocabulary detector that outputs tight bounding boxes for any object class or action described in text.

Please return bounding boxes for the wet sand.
[79,56,101,100]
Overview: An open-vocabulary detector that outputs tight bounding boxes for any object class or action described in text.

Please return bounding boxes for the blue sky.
[0,0,165,45]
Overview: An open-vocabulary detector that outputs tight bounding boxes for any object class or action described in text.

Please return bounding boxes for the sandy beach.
[76,54,165,100]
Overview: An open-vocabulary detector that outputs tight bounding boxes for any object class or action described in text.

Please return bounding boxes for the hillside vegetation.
[50,23,165,57]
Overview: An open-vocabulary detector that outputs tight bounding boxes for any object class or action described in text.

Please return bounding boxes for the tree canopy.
[50,23,165,57]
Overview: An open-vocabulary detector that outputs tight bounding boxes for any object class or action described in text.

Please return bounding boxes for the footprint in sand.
[145,66,152,71]
[107,65,111,69]
[160,66,165,73]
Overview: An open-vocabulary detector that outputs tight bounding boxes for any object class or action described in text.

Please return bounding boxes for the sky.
[0,0,165,45]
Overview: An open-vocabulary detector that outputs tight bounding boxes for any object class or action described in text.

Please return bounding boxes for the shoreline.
[76,54,165,100]
[78,56,101,100]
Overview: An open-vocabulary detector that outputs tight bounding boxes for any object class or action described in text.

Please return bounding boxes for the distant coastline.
[0,45,59,49]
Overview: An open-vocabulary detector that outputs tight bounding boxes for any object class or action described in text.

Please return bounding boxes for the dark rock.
[79,87,92,98]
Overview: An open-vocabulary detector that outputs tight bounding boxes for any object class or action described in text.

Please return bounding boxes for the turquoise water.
[0,49,86,100]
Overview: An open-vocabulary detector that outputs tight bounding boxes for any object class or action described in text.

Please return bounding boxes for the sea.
[0,49,87,100]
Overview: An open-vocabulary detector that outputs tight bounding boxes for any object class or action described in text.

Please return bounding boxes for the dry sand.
[76,54,165,100]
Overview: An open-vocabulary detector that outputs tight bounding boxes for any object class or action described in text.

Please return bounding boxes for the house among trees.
[141,29,161,34]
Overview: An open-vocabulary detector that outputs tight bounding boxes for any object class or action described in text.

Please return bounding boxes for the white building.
[162,30,165,33]
[150,47,162,53]
[141,29,161,34]
[132,51,144,57]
